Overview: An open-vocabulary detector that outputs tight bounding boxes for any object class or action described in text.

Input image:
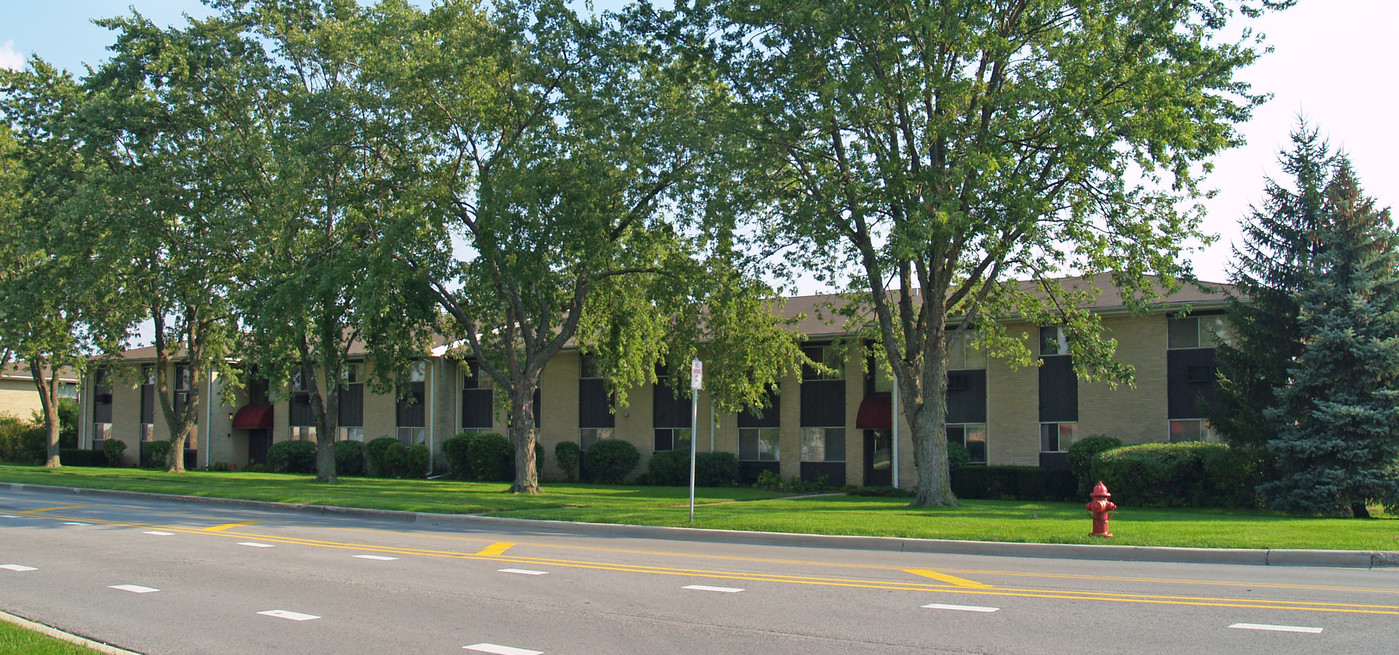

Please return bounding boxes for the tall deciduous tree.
[671,0,1287,506]
[0,63,127,467]
[378,0,805,493]
[1211,125,1331,458]
[83,13,269,472]
[1258,162,1399,517]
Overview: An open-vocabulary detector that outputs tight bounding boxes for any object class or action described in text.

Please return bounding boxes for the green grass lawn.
[1,464,1395,551]
[0,619,101,655]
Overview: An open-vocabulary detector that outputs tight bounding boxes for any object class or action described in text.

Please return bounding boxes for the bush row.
[1091,441,1260,508]
[0,414,45,464]
[950,466,1077,501]
[442,432,544,482]
[644,450,741,487]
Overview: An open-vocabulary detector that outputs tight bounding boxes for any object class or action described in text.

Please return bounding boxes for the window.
[1168,315,1230,349]
[739,427,780,461]
[580,427,613,451]
[341,362,364,387]
[802,344,844,380]
[1169,419,1218,443]
[947,330,986,370]
[464,360,493,389]
[408,360,426,383]
[289,425,317,442]
[946,424,988,465]
[800,427,845,462]
[337,426,364,442]
[140,424,154,443]
[397,426,426,446]
[1039,422,1077,453]
[93,422,111,447]
[580,355,603,380]
[291,366,309,392]
[654,427,692,452]
[58,382,78,400]
[1039,325,1069,356]
[174,363,191,415]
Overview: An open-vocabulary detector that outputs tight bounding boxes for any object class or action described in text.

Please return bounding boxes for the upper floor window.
[580,355,603,380]
[1039,325,1069,357]
[341,362,363,386]
[802,344,843,381]
[463,359,493,389]
[407,360,427,383]
[1168,315,1229,349]
[947,330,986,370]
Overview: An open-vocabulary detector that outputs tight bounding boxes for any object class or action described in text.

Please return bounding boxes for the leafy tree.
[220,0,440,483]
[378,0,806,494]
[0,63,127,468]
[1211,125,1332,458]
[82,13,268,471]
[1258,161,1399,517]
[668,0,1286,506]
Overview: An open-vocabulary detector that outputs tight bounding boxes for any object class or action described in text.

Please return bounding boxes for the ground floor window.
[1039,422,1077,453]
[140,423,154,442]
[337,426,364,442]
[92,422,111,448]
[580,427,613,451]
[290,426,317,442]
[946,423,987,464]
[801,427,845,462]
[739,427,780,461]
[1169,419,1218,443]
[397,426,426,447]
[654,427,692,452]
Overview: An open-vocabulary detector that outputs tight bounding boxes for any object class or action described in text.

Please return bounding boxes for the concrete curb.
[0,610,143,655]
[4,482,1397,569]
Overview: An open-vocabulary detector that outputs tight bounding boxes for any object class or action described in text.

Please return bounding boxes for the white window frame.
[946,423,988,465]
[397,426,426,447]
[653,427,692,452]
[580,427,613,451]
[1039,422,1077,453]
[336,426,364,442]
[738,427,781,462]
[800,426,845,462]
[289,425,317,442]
[1169,419,1218,443]
[1168,315,1230,350]
[1039,325,1069,357]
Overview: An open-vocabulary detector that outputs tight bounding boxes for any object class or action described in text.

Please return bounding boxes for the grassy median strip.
[0,619,104,655]
[1,464,1394,550]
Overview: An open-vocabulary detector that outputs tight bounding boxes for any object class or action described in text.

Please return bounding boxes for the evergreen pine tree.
[1258,161,1399,517]
[1211,126,1332,456]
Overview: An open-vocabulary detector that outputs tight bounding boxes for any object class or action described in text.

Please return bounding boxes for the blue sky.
[2,0,1395,289]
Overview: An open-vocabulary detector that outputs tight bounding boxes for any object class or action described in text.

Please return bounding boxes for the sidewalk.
[4,481,1398,569]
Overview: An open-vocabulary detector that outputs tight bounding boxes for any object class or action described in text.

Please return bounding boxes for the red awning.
[231,404,274,430]
[855,394,892,430]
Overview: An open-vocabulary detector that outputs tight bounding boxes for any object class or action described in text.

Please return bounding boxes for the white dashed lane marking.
[0,514,20,518]
[498,569,548,576]
[683,585,744,593]
[258,610,319,621]
[62,522,89,526]
[238,542,274,548]
[1,564,37,572]
[354,555,398,561]
[463,644,542,655]
[922,603,1000,613]
[1230,623,1323,634]
[110,585,159,594]
[143,531,175,536]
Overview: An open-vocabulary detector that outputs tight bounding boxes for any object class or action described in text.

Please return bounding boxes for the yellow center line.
[905,568,991,588]
[204,521,263,532]
[476,542,516,556]
[19,505,90,514]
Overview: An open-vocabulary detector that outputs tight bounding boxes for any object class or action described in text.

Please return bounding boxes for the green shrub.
[444,433,474,479]
[209,460,235,472]
[267,440,317,474]
[59,448,107,467]
[584,439,639,484]
[467,433,512,482]
[1068,435,1123,496]
[102,439,127,467]
[365,437,405,478]
[947,441,971,469]
[404,444,431,479]
[141,440,172,469]
[695,451,740,487]
[0,414,28,462]
[554,441,580,482]
[333,440,365,476]
[0,414,47,464]
[950,466,1076,501]
[646,450,689,486]
[1092,441,1259,508]
[750,471,833,493]
[753,469,782,491]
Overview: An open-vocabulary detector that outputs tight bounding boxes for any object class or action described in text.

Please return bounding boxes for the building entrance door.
[863,429,891,487]
[248,429,272,465]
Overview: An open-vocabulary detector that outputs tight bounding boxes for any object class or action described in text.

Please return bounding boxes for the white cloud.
[0,40,24,71]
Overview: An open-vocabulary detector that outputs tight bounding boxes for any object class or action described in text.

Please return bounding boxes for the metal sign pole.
[689,358,702,523]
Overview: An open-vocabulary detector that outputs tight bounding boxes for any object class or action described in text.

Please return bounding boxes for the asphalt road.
[2,487,1396,655]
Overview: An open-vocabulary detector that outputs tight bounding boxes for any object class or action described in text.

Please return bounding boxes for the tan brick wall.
[987,322,1041,466]
[109,369,142,461]
[362,361,397,443]
[777,372,800,479]
[536,353,580,479]
[1079,314,1169,445]
[843,347,865,486]
[0,380,41,419]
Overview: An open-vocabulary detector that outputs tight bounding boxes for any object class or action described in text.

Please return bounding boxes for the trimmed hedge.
[646,450,689,486]
[467,433,512,482]
[444,433,474,479]
[695,451,740,487]
[404,444,431,479]
[0,414,45,464]
[554,441,580,482]
[585,439,639,484]
[60,448,108,467]
[103,439,127,467]
[267,440,317,474]
[141,440,172,469]
[1068,435,1123,496]
[950,466,1076,501]
[947,441,971,469]
[334,440,365,476]
[1092,441,1259,508]
[366,437,406,478]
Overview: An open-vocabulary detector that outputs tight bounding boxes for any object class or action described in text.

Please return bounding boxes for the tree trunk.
[509,384,539,494]
[908,347,957,508]
[43,372,61,469]
[1351,501,1371,519]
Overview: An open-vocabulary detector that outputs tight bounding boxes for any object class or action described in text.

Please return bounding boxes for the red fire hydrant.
[1086,481,1117,537]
